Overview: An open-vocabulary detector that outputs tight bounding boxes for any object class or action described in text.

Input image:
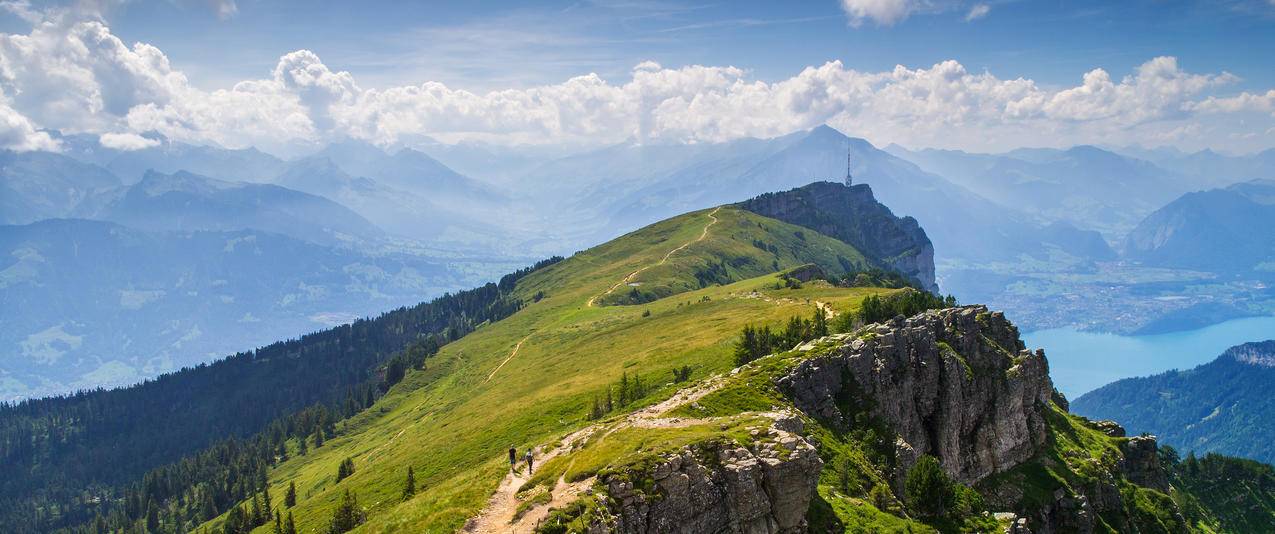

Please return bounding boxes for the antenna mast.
[845,149,853,185]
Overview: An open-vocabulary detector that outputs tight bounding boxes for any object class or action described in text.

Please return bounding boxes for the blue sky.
[50,0,1275,92]
[0,0,1272,154]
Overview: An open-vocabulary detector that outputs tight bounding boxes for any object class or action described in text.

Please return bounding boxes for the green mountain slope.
[1073,341,1275,464]
[202,204,905,533]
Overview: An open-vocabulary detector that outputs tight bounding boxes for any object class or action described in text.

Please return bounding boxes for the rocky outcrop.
[1119,435,1170,492]
[776,305,1052,485]
[586,415,822,534]
[736,181,938,292]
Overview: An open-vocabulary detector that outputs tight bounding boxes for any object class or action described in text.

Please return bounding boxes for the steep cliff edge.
[736,181,937,292]
[586,414,823,534]
[778,306,1051,486]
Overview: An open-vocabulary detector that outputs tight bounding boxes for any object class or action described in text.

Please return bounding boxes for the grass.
[193,206,894,533]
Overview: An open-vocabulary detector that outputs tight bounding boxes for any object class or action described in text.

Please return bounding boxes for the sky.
[0,0,1273,155]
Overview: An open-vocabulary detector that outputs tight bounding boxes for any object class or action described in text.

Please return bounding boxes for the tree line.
[734,289,954,366]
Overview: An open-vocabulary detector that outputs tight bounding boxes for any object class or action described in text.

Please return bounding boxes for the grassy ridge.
[203,207,895,533]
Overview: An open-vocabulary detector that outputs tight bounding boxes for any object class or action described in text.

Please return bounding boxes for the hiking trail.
[462,374,731,533]
[587,207,721,307]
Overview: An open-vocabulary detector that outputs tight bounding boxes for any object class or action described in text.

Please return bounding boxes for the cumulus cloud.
[840,0,916,27]
[0,12,1271,154]
[0,94,59,151]
[965,3,991,21]
[98,132,160,150]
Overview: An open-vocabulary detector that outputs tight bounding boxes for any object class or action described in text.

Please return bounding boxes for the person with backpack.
[524,448,534,471]
[508,445,517,471]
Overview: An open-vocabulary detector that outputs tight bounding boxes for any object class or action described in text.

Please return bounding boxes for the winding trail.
[462,375,731,533]
[587,207,722,307]
[485,334,532,384]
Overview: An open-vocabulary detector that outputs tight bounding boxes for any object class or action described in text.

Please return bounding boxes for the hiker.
[524,448,534,471]
[508,445,517,471]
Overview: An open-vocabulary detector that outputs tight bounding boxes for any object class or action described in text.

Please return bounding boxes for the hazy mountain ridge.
[76,169,385,247]
[0,149,123,224]
[1123,179,1275,273]
[0,218,496,399]
[886,143,1190,237]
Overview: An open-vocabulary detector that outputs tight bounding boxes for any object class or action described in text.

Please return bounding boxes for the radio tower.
[844,149,853,186]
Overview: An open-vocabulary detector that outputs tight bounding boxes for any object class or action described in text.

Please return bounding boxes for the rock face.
[776,305,1052,485]
[1119,436,1170,492]
[588,415,822,534]
[736,181,938,292]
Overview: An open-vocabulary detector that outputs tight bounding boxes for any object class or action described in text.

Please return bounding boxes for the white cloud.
[0,12,1271,154]
[0,88,59,151]
[209,0,237,19]
[98,131,159,150]
[965,3,991,21]
[840,0,917,27]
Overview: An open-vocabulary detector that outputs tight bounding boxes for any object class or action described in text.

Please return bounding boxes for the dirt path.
[587,207,721,307]
[484,334,532,383]
[464,425,595,534]
[462,375,730,533]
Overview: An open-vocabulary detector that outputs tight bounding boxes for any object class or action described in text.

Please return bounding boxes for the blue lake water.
[1023,316,1275,398]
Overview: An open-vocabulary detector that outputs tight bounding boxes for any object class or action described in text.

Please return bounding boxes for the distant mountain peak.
[136,169,235,196]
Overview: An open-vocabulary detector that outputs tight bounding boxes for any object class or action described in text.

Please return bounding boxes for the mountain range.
[886,144,1189,237]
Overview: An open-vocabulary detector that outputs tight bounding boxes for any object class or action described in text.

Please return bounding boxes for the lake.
[1023,315,1275,398]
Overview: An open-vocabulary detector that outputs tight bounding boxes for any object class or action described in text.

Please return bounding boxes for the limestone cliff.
[735,181,937,292]
[777,305,1051,485]
[585,415,822,534]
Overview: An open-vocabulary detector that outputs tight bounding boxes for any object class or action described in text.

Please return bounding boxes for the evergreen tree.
[273,511,283,534]
[313,426,325,448]
[250,492,263,526]
[904,455,956,518]
[402,466,416,500]
[223,505,247,534]
[336,457,355,482]
[263,485,273,520]
[284,512,297,534]
[144,498,159,533]
[812,307,828,338]
[285,481,297,508]
[327,489,365,534]
[200,490,217,521]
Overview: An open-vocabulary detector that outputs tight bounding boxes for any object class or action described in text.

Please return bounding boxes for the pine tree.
[402,466,416,500]
[336,457,355,482]
[326,489,365,534]
[298,435,308,456]
[812,307,828,338]
[250,492,263,526]
[314,426,325,448]
[284,512,298,534]
[285,481,297,508]
[200,490,218,520]
[273,511,283,534]
[144,498,159,533]
[263,485,273,520]
[904,455,955,518]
